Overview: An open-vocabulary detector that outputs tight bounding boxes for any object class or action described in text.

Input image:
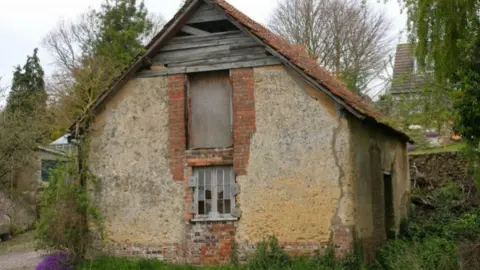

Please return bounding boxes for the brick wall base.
[186,221,235,265]
[100,242,185,264]
[333,226,355,258]
[235,241,330,263]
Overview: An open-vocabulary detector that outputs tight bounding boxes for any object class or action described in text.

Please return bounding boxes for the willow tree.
[403,0,480,80]
[401,0,480,189]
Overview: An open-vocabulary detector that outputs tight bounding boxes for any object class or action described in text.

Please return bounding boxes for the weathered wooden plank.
[169,31,243,44]
[188,7,225,24]
[136,69,169,78]
[154,45,231,63]
[198,2,215,11]
[188,14,226,24]
[155,50,231,65]
[135,58,282,78]
[192,6,223,17]
[183,59,281,73]
[168,54,276,68]
[181,25,211,36]
[154,45,266,65]
[159,36,255,51]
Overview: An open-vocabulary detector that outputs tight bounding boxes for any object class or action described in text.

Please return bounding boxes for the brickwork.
[186,148,234,166]
[104,242,184,264]
[184,166,194,221]
[168,74,186,181]
[186,222,235,265]
[231,68,255,176]
[332,226,354,258]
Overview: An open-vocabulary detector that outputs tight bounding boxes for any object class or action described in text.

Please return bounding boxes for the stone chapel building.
[71,0,411,265]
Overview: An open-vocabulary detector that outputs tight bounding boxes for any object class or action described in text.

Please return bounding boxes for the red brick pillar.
[168,74,186,181]
[231,68,256,176]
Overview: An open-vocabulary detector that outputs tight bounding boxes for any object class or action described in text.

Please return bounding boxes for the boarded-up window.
[188,71,232,149]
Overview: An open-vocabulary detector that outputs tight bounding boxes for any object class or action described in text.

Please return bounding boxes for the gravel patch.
[0,251,43,270]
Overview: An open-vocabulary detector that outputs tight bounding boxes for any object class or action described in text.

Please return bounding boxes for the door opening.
[384,172,395,239]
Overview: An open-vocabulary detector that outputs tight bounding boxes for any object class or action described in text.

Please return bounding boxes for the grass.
[0,230,35,254]
[409,142,465,155]
[75,256,232,270]
[75,256,360,270]
[74,238,361,270]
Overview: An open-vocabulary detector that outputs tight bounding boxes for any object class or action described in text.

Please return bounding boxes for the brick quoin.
[168,74,186,181]
[231,68,256,176]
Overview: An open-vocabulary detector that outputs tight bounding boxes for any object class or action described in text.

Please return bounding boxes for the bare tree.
[142,13,167,45]
[42,7,165,128]
[43,10,165,75]
[269,0,394,94]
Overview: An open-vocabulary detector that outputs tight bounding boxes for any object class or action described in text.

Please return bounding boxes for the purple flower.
[36,253,72,270]
[407,143,415,151]
[425,132,440,138]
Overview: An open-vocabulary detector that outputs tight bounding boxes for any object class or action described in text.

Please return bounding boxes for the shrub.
[245,236,361,270]
[370,237,459,270]
[247,236,291,270]
[35,161,99,261]
[445,209,480,240]
[36,252,73,270]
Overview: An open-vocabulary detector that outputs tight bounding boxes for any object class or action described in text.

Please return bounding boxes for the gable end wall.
[86,65,368,264]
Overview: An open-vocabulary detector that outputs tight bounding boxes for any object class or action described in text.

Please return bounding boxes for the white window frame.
[190,166,238,222]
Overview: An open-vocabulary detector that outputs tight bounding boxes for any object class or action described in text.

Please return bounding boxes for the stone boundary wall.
[409,152,468,187]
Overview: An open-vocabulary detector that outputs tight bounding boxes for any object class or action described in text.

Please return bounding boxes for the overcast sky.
[0,0,406,93]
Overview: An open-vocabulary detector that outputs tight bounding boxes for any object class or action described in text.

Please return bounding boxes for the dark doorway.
[384,173,395,239]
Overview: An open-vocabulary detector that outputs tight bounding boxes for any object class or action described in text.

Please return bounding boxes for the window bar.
[211,167,218,218]
[230,168,235,214]
[218,168,224,215]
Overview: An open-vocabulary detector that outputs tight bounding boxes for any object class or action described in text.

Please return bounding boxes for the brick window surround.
[168,69,256,181]
[168,74,187,181]
[169,68,255,225]
[231,68,256,176]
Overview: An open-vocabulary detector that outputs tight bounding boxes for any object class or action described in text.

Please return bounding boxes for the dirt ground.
[0,232,42,270]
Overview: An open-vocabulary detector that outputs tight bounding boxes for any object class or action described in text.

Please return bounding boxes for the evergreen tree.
[6,48,46,116]
[94,0,153,70]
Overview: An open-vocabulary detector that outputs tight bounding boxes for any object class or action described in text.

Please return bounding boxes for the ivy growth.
[35,134,102,262]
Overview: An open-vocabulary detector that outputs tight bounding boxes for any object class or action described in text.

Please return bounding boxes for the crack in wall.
[330,110,346,229]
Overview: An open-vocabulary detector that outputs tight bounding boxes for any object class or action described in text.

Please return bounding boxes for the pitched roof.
[390,43,433,94]
[71,0,410,142]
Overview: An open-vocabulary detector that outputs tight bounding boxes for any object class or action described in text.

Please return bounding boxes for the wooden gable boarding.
[136,1,281,78]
